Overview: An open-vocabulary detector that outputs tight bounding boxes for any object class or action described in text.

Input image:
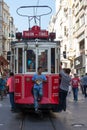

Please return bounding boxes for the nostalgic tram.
[10,6,61,112]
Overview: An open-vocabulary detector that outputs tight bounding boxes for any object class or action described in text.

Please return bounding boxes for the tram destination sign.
[23,25,48,39]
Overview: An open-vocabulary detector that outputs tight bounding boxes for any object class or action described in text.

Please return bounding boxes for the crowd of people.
[58,64,87,112]
[0,70,16,112]
[31,64,87,113]
[0,64,87,113]
[70,73,87,100]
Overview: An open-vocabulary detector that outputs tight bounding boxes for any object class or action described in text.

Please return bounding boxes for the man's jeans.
[72,87,78,101]
[0,89,4,100]
[9,92,15,109]
[33,88,43,110]
[83,85,87,97]
[58,89,68,111]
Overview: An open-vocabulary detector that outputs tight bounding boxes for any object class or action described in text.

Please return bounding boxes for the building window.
[75,3,79,14]
[76,19,79,30]
[64,26,68,36]
[80,15,85,26]
[79,40,85,54]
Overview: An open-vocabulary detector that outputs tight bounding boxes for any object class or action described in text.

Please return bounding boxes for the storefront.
[74,55,85,76]
[0,55,9,73]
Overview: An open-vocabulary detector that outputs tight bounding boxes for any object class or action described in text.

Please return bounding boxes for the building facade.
[52,0,73,69]
[49,0,87,75]
[0,0,16,71]
[2,0,10,57]
[73,0,87,75]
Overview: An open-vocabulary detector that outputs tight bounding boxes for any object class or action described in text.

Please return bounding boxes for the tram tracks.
[18,111,57,130]
[48,112,57,130]
[18,113,25,130]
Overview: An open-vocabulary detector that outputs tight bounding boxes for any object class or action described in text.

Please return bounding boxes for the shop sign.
[74,55,83,69]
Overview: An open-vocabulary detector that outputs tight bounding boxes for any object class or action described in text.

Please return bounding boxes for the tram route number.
[52,93,58,97]
[53,79,59,84]
[14,93,21,96]
[53,86,58,89]
[15,79,19,83]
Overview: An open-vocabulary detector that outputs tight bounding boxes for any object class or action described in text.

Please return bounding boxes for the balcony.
[74,0,85,16]
[79,0,84,11]
[75,6,79,16]
[80,49,85,55]
[75,9,84,22]
[3,2,9,12]
[2,32,8,40]
[75,24,85,38]
[75,0,79,7]
[84,0,87,7]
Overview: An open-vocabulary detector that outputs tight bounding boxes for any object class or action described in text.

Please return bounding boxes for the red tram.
[10,6,61,112]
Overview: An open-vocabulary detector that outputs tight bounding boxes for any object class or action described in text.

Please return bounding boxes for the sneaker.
[35,108,41,114]
[11,108,15,112]
[37,98,41,102]
[11,108,20,113]
[35,108,38,112]
[1,97,3,100]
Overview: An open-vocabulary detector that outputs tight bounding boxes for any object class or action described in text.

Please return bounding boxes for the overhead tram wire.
[33,0,40,25]
[35,0,40,15]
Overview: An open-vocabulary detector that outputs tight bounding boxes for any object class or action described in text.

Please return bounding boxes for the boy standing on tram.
[32,66,47,113]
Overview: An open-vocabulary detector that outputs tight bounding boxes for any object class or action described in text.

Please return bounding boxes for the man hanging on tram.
[32,66,47,113]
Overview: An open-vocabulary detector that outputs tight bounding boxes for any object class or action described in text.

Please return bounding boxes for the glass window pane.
[15,48,17,73]
[12,49,14,72]
[18,48,22,73]
[38,49,48,72]
[26,49,36,72]
[51,48,55,73]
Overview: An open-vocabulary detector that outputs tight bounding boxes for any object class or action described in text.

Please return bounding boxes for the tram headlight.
[63,51,66,59]
[35,39,39,47]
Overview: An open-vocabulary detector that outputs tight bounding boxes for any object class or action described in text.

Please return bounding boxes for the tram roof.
[11,39,60,48]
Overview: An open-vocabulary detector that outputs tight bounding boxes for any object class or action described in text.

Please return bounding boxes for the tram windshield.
[18,48,23,73]
[11,43,60,74]
[26,49,36,72]
[38,49,48,72]
[26,48,48,72]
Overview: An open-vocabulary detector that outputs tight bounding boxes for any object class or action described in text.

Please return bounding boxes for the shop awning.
[0,55,9,66]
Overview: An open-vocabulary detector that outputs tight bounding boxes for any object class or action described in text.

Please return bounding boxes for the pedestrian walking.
[80,75,84,94]
[58,66,71,112]
[82,73,87,98]
[71,74,80,101]
[0,74,6,100]
[7,72,16,112]
[32,66,47,113]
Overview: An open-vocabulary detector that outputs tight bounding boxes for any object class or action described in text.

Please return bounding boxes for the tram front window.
[38,49,48,72]
[26,49,36,72]
[18,48,22,73]
[51,48,55,73]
